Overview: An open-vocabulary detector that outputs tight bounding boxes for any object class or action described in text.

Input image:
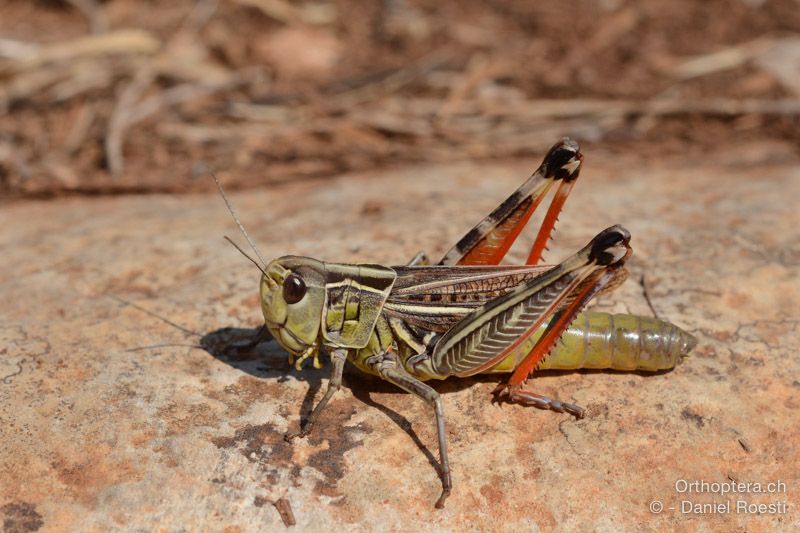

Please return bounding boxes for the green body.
[348,310,694,379]
[260,257,696,381]
[485,311,694,374]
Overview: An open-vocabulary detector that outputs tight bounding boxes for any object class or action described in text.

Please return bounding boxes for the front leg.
[285,348,347,441]
[368,351,452,509]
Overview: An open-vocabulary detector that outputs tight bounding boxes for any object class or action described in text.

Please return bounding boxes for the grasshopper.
[213,139,696,508]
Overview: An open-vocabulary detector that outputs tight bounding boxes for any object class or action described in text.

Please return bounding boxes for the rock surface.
[1,152,798,531]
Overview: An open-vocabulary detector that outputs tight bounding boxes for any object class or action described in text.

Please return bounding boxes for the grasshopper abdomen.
[479,311,695,374]
[538,312,696,371]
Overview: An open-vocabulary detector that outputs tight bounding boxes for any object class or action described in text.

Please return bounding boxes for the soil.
[2,155,798,531]
[1,0,799,197]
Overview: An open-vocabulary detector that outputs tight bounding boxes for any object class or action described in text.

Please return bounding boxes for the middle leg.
[406,251,431,266]
[368,351,452,509]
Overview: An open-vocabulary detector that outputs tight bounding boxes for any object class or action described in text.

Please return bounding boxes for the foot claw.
[434,487,450,509]
[491,382,510,404]
[562,402,586,419]
[284,427,309,442]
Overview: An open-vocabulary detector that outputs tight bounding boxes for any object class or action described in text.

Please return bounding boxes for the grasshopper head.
[260,256,327,355]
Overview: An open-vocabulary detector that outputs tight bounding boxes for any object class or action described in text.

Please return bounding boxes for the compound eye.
[282,273,306,304]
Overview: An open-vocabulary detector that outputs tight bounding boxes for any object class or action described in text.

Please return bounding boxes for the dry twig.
[231,0,335,25]
[105,65,156,176]
[673,38,774,80]
[106,69,255,175]
[0,30,160,75]
[64,0,109,34]
[273,497,296,527]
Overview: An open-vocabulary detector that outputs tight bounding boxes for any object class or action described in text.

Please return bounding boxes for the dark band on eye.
[283,273,307,304]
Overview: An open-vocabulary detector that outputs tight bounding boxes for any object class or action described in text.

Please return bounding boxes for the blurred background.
[1,0,799,197]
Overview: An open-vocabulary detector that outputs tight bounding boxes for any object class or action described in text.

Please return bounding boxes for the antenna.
[210,170,268,268]
[224,236,268,277]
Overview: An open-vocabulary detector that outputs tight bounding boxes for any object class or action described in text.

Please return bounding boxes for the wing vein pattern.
[434,276,573,377]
